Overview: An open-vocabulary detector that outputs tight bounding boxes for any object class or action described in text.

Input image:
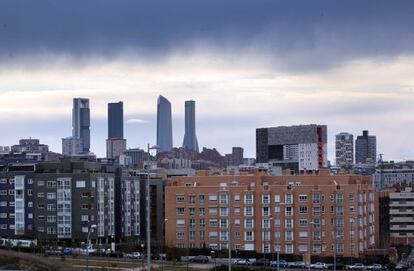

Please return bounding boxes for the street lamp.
[161,219,168,271]
[146,144,159,271]
[308,221,315,271]
[86,224,97,271]
[211,250,217,271]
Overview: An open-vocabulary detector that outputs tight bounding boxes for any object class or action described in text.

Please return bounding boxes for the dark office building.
[73,98,90,153]
[355,130,377,164]
[108,102,124,140]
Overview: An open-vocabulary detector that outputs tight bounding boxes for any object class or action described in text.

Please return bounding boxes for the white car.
[367,264,384,270]
[349,263,365,270]
[234,258,251,265]
[310,262,328,269]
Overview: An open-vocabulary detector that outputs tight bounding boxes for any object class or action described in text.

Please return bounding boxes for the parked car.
[326,263,346,270]
[310,262,328,269]
[234,258,252,265]
[44,249,63,256]
[348,263,365,270]
[63,247,73,255]
[271,260,288,267]
[189,255,209,263]
[108,251,123,258]
[395,263,408,271]
[125,252,141,259]
[367,264,385,270]
[289,261,307,268]
[255,258,271,266]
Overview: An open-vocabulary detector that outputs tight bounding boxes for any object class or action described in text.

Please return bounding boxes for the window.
[76,181,86,188]
[47,227,56,234]
[299,231,308,238]
[0,213,6,218]
[199,219,205,227]
[47,192,56,200]
[38,215,45,220]
[285,231,293,241]
[199,194,205,203]
[200,231,205,240]
[245,231,254,241]
[47,204,56,211]
[189,231,196,240]
[336,193,344,203]
[0,190,7,196]
[177,232,185,240]
[189,208,195,216]
[209,219,218,227]
[274,194,280,202]
[349,193,354,201]
[27,189,33,196]
[47,216,56,223]
[244,194,253,204]
[47,181,56,188]
[189,219,196,227]
[220,207,228,216]
[219,194,228,204]
[28,202,33,208]
[0,179,6,184]
[263,219,270,229]
[275,206,280,213]
[262,206,270,216]
[244,206,253,216]
[9,202,14,207]
[313,207,321,216]
[28,179,33,184]
[234,219,240,227]
[285,219,293,229]
[209,231,218,239]
[38,204,45,209]
[37,181,45,186]
[81,215,89,222]
[199,208,205,216]
[234,194,240,201]
[81,192,89,197]
[37,192,44,198]
[285,194,293,204]
[209,208,217,215]
[220,231,228,241]
[244,219,254,229]
[299,219,308,226]
[234,207,240,215]
[299,206,308,214]
[263,231,270,241]
[262,195,270,204]
[176,195,185,202]
[81,204,89,209]
[285,206,293,216]
[313,193,321,203]
[299,194,308,202]
[235,231,241,239]
[176,219,185,227]
[209,194,218,201]
[285,244,293,254]
[189,195,196,204]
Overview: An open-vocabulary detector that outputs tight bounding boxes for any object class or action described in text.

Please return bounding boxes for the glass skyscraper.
[182,100,199,152]
[157,95,173,153]
[72,98,90,153]
[108,101,124,139]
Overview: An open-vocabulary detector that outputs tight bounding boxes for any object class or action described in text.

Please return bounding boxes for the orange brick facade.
[165,170,378,258]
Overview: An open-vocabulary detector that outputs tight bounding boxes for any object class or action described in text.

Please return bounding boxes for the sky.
[0,1,414,162]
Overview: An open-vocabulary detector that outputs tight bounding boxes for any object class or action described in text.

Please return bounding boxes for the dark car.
[271,260,288,267]
[255,258,271,266]
[108,251,123,258]
[189,255,209,263]
[327,263,346,270]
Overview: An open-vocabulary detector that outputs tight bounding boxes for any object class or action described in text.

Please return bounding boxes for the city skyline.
[0,1,414,161]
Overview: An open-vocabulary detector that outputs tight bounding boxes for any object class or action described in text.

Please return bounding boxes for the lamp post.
[308,221,315,271]
[86,224,97,271]
[211,250,217,271]
[146,144,159,271]
[161,219,168,271]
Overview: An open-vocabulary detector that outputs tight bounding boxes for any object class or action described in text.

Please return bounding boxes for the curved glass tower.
[157,95,173,152]
[182,100,199,152]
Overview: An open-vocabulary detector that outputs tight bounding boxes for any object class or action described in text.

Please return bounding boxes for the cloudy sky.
[0,1,413,162]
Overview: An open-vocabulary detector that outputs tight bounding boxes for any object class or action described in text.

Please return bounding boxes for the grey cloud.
[0,1,414,70]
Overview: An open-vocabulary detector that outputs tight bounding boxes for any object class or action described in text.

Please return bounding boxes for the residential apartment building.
[165,170,377,259]
[335,133,353,168]
[34,160,115,243]
[256,124,328,173]
[0,164,36,238]
[389,187,414,245]
[373,161,414,189]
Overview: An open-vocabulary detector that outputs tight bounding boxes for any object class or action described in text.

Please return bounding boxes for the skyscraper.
[335,132,354,167]
[72,98,90,153]
[157,95,173,153]
[355,130,376,164]
[182,100,199,152]
[107,102,126,159]
[108,102,124,139]
[256,124,328,172]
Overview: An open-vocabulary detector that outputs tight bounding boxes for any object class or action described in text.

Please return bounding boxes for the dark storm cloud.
[0,0,413,70]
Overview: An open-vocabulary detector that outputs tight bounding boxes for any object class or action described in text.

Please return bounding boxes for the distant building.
[0,146,10,153]
[182,100,199,152]
[389,187,414,245]
[11,138,49,154]
[124,148,147,166]
[62,137,83,156]
[108,102,124,140]
[335,133,353,167]
[106,138,127,160]
[355,130,376,164]
[373,161,414,189]
[232,147,244,166]
[157,95,173,153]
[72,98,90,154]
[256,124,328,172]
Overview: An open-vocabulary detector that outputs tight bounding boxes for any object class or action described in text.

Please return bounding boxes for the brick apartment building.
[165,170,378,260]
[389,187,414,245]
